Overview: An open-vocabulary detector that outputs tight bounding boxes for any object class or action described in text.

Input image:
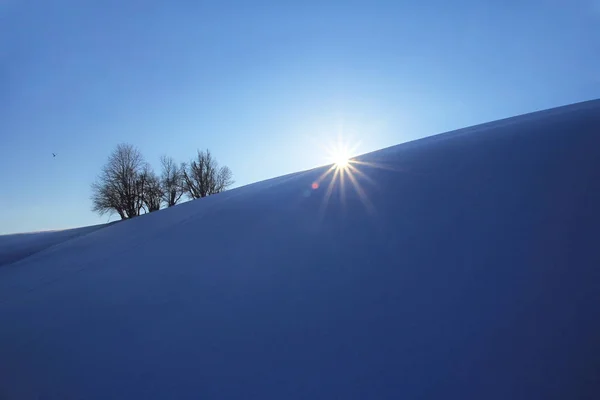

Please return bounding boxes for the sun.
[332,150,350,168]
[328,143,353,169]
[312,137,376,216]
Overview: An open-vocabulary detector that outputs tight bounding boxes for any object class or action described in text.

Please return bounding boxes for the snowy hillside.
[1,99,599,399]
[0,224,108,267]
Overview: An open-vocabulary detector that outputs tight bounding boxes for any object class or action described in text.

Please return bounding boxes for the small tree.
[160,155,185,207]
[182,149,234,199]
[141,165,163,213]
[91,143,147,219]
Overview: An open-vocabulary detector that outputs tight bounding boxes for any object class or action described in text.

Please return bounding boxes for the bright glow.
[325,139,358,170]
[307,132,378,217]
[332,149,350,168]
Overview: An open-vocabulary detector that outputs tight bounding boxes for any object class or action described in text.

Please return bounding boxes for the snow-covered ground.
[1,99,599,399]
[0,224,109,267]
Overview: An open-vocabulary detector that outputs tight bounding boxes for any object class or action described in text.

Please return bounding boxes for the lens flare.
[311,135,377,217]
[330,146,350,168]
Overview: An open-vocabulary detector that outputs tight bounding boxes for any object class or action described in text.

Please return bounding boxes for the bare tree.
[182,149,234,199]
[91,179,126,220]
[160,155,184,207]
[91,143,147,219]
[213,165,233,194]
[140,164,163,213]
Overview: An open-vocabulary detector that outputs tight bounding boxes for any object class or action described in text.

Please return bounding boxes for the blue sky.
[1,0,598,234]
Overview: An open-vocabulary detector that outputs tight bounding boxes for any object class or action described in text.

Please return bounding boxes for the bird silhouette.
[52,153,56,157]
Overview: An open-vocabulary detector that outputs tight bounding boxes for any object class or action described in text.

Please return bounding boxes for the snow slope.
[0,224,109,267]
[1,100,599,399]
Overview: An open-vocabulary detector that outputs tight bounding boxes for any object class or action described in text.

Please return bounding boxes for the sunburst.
[310,136,377,217]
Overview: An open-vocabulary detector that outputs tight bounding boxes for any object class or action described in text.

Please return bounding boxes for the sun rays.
[310,137,377,217]
[330,146,350,168]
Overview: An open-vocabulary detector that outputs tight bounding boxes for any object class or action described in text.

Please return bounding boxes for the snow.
[0,224,108,267]
[1,99,599,399]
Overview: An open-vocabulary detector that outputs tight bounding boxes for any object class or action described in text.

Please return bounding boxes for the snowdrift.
[0,224,109,267]
[1,100,599,399]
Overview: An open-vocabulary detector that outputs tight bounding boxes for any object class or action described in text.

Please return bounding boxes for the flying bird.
[52,153,56,158]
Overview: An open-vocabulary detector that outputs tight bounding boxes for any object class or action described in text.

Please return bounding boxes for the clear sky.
[1,0,599,234]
